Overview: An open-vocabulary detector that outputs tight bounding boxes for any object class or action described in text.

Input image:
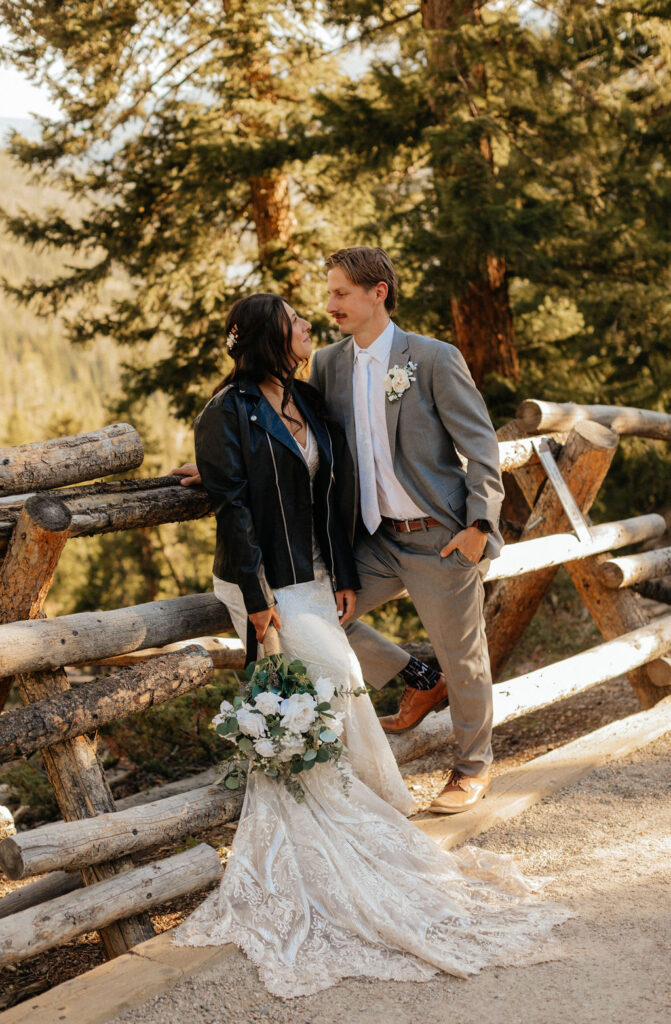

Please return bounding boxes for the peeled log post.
[565,553,671,704]
[0,647,214,762]
[598,548,671,589]
[0,592,234,677]
[0,785,243,879]
[516,400,671,442]
[485,421,619,679]
[0,496,72,712]
[0,844,222,968]
[0,424,144,497]
[0,496,155,954]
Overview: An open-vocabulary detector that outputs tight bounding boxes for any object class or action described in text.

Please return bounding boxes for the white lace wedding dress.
[174,427,570,998]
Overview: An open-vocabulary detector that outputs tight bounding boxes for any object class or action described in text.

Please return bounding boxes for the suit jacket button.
[251,415,257,421]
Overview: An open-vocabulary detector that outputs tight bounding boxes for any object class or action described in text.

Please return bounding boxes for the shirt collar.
[353,320,395,365]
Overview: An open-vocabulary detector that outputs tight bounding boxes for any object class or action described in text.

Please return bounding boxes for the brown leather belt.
[383,516,443,534]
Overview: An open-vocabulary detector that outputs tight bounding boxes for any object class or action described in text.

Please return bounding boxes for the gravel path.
[111,733,671,1024]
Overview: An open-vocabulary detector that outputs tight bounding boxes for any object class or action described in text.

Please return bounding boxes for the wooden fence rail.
[0,406,670,987]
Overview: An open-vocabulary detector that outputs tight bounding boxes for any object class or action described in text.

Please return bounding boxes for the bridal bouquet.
[213,653,362,801]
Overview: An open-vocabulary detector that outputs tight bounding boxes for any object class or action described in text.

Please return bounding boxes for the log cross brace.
[530,437,592,544]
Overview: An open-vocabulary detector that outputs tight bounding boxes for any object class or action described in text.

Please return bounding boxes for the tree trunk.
[0,647,214,762]
[422,0,519,386]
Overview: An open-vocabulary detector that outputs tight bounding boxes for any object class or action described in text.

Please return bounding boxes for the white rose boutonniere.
[384,360,418,402]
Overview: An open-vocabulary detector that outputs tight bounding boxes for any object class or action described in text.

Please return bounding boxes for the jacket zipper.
[265,431,297,585]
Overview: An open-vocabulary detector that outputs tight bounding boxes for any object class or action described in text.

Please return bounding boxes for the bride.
[173,292,569,997]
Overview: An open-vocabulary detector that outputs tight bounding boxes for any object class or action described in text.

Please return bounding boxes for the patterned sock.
[399,656,441,691]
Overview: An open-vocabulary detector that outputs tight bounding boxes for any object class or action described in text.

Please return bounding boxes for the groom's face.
[326,266,386,338]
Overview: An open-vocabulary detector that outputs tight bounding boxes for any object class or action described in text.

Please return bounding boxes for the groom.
[310,246,504,814]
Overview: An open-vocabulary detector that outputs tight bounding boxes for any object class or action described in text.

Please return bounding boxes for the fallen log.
[485,421,619,679]
[0,647,214,762]
[0,592,234,677]
[0,424,144,497]
[516,399,671,442]
[0,844,222,968]
[598,548,671,589]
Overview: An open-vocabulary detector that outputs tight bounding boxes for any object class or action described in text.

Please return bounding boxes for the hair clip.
[226,324,239,352]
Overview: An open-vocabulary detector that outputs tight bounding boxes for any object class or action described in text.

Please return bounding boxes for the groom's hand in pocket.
[336,589,357,625]
[440,526,487,565]
[249,606,282,643]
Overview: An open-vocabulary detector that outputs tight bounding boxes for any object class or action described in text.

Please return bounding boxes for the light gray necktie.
[353,350,381,534]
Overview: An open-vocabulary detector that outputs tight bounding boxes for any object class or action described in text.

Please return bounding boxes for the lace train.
[174,570,571,998]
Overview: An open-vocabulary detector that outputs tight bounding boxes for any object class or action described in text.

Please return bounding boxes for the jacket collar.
[237,380,332,465]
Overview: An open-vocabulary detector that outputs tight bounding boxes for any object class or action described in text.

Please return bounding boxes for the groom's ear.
[373,281,389,305]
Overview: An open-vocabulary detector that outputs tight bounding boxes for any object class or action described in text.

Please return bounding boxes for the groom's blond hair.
[325,246,398,313]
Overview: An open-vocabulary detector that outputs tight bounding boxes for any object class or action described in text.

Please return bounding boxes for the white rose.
[254,690,282,716]
[253,737,276,758]
[236,706,267,738]
[278,733,306,762]
[280,692,318,735]
[391,370,409,390]
[384,376,394,393]
[314,677,335,704]
[219,699,234,714]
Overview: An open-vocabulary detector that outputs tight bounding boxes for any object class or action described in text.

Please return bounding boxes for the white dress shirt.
[353,321,427,526]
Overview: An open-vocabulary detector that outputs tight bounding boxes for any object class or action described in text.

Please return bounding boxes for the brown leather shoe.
[379,676,449,734]
[428,768,491,814]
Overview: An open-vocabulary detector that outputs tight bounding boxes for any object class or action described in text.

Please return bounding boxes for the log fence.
[0,403,670,981]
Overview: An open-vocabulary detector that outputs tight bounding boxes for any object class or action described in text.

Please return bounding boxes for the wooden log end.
[569,419,619,451]
[0,835,23,880]
[23,494,72,534]
[597,561,624,588]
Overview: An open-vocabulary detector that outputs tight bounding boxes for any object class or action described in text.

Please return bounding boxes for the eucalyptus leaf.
[320,729,337,743]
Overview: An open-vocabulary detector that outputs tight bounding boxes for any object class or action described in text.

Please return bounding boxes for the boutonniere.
[384,361,418,403]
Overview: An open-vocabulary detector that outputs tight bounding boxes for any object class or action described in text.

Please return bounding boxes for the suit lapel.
[385,325,410,464]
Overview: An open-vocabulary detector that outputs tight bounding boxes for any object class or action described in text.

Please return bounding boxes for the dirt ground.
[107,730,671,1024]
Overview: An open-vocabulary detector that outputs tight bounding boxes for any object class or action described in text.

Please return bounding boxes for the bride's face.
[283,302,312,365]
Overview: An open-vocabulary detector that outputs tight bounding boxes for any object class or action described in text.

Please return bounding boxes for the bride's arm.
[194,401,276,616]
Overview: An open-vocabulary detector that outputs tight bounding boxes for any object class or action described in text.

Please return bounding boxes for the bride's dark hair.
[212,293,301,410]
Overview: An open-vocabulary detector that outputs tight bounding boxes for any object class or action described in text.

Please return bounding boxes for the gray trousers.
[344,521,493,777]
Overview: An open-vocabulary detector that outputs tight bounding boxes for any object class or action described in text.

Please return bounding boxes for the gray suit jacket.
[309,324,504,560]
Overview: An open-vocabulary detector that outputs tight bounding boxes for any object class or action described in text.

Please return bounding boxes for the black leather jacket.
[194,379,360,614]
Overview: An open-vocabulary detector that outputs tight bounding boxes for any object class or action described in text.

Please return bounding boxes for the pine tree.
[0,0,351,418]
[318,0,671,422]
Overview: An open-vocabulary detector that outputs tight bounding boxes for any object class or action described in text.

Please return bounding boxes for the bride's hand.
[249,606,282,643]
[335,589,356,625]
[169,462,202,486]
